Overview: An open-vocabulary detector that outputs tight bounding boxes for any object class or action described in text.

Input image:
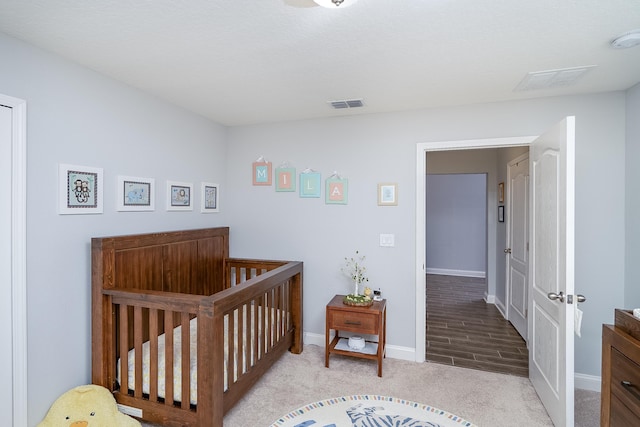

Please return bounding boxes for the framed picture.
[201,182,219,213]
[498,205,505,222]
[166,181,193,211]
[252,161,272,186]
[325,177,348,204]
[498,182,505,203]
[275,167,296,192]
[58,164,103,214]
[117,176,154,211]
[377,183,398,206]
[300,171,321,198]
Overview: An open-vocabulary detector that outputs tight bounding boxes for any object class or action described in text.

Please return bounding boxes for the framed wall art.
[166,181,193,211]
[58,163,103,214]
[377,183,398,206]
[201,182,220,213]
[117,175,154,211]
[299,170,321,198]
[275,167,296,192]
[325,176,348,204]
[252,159,272,186]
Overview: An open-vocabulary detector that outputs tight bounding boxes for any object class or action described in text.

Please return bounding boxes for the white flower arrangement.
[342,250,369,297]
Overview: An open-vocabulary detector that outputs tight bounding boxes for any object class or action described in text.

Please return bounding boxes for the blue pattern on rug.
[272,395,475,427]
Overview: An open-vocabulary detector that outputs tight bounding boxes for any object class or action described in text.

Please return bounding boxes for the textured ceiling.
[1,0,639,126]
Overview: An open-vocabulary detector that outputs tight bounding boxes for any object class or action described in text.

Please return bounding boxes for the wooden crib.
[91,227,303,426]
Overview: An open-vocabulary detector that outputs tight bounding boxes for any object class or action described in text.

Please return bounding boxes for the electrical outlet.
[380,234,395,247]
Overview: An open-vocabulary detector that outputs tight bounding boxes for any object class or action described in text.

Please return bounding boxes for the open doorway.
[419,144,531,376]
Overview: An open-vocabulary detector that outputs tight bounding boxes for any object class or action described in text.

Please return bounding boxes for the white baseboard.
[304,332,416,362]
[305,332,602,390]
[575,373,601,392]
[494,298,507,318]
[484,293,496,304]
[426,268,486,278]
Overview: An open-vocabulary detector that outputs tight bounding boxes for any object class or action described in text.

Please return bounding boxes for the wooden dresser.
[602,309,640,426]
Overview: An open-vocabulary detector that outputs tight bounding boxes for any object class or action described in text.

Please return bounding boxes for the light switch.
[380,234,395,247]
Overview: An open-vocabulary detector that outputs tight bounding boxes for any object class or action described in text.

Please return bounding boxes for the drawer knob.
[345,320,362,326]
[621,381,640,401]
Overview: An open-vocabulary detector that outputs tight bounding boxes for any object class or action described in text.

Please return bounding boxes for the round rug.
[270,395,476,427]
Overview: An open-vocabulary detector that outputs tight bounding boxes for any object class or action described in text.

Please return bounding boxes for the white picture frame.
[58,163,103,214]
[166,180,193,211]
[201,182,220,213]
[377,183,398,206]
[117,175,155,211]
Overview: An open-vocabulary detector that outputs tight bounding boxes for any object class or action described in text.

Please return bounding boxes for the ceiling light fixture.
[610,30,640,49]
[313,0,358,8]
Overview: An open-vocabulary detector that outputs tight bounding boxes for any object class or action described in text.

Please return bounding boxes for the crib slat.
[149,309,159,402]
[227,311,235,388]
[164,310,174,406]
[181,312,190,410]
[119,306,129,394]
[267,290,273,351]
[238,305,245,375]
[134,306,143,398]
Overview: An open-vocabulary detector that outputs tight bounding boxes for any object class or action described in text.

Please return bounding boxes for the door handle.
[547,292,565,303]
[576,294,586,303]
[504,248,512,254]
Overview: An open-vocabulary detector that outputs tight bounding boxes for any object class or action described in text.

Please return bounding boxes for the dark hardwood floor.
[426,274,529,377]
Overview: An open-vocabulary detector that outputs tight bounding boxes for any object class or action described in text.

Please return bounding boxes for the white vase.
[354,280,359,296]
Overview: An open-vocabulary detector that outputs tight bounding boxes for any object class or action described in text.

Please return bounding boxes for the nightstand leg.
[325,320,330,368]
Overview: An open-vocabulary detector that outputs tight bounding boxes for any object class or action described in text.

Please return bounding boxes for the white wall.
[0,33,229,426]
[626,83,640,307]
[426,174,487,277]
[227,92,626,379]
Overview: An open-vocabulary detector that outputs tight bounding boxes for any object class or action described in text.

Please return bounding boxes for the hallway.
[426,274,528,377]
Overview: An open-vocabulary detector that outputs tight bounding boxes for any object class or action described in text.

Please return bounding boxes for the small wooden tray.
[615,309,640,341]
[343,299,374,307]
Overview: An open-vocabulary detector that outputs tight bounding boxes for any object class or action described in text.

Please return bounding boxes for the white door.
[528,117,575,427]
[506,154,529,340]
[0,104,13,425]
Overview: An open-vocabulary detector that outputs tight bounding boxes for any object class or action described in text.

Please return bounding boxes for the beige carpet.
[143,344,601,426]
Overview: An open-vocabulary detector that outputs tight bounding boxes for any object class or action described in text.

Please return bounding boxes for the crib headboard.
[91,227,229,296]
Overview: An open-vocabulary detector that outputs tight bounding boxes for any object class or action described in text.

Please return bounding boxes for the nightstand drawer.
[611,348,640,416]
[329,311,378,334]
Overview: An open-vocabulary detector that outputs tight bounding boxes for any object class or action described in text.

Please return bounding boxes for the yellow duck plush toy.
[38,384,141,427]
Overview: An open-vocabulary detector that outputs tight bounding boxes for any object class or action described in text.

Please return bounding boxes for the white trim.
[494,297,507,319]
[416,136,535,364]
[0,93,28,427]
[574,373,601,392]
[426,268,485,278]
[484,293,496,304]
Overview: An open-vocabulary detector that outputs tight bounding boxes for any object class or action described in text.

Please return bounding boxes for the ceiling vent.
[514,66,596,92]
[328,99,364,109]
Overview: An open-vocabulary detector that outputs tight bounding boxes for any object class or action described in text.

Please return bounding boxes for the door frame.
[0,93,28,426]
[415,136,535,363]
